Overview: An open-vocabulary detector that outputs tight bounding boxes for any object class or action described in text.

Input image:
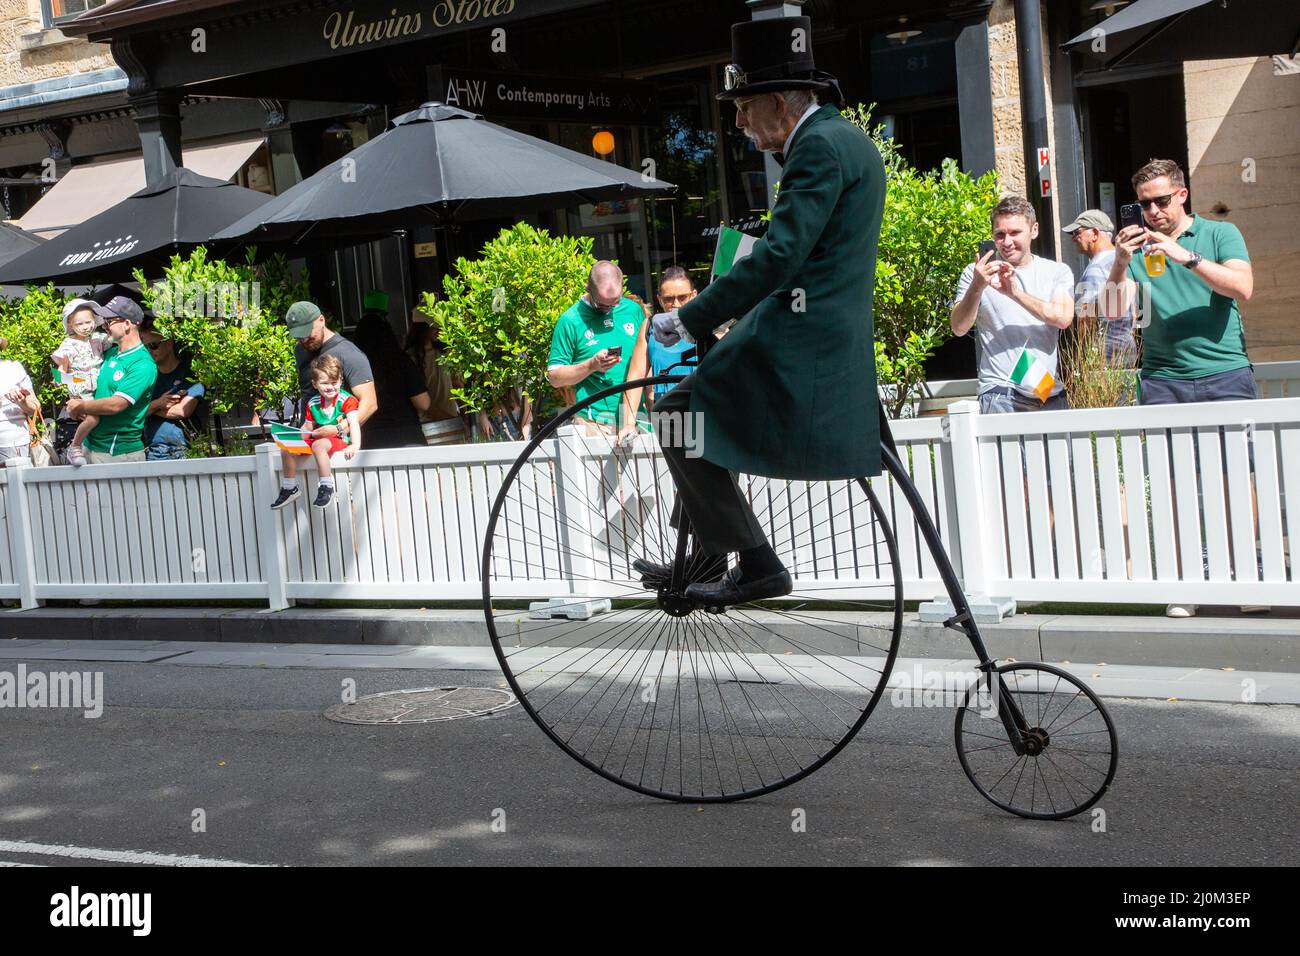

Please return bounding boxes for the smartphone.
[1119,202,1144,232]
[977,240,998,261]
[607,346,622,360]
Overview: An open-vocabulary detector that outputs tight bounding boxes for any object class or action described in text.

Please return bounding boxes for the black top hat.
[718,16,843,107]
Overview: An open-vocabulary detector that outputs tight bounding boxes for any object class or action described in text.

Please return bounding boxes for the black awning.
[1064,0,1300,70]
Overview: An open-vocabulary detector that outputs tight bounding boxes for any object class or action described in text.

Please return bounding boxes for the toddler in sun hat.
[51,297,111,462]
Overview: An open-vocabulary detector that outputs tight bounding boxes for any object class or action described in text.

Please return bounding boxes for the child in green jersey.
[270,354,362,510]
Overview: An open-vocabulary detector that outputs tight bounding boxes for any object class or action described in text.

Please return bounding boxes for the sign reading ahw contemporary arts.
[433,68,655,125]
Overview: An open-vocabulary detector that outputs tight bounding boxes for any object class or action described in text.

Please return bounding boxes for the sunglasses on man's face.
[144,341,167,351]
[1137,193,1179,210]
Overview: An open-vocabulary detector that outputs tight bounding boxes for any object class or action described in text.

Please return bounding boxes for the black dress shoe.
[632,557,671,583]
[685,567,792,607]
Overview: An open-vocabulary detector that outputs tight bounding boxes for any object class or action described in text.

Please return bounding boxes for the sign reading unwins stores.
[319,0,604,53]
[430,67,656,125]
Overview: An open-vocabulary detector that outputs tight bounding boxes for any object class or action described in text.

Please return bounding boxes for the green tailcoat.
[678,104,885,481]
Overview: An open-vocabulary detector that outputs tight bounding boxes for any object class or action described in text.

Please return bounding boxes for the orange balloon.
[592,130,616,155]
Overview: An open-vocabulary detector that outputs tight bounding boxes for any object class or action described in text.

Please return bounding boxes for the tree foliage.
[134,246,307,415]
[842,104,999,417]
[422,222,596,420]
[0,283,71,411]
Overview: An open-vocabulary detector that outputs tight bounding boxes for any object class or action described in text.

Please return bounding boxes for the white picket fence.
[0,396,1296,610]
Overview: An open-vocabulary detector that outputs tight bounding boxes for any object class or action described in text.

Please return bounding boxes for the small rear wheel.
[955,662,1118,820]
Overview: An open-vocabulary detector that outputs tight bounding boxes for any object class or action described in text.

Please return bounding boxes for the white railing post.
[254,442,292,610]
[553,424,596,594]
[945,401,990,596]
[5,459,43,609]
[531,424,610,620]
[919,400,1015,622]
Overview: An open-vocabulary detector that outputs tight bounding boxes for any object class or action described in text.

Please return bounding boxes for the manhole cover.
[324,687,517,725]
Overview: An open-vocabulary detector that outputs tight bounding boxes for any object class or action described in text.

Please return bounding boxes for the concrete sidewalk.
[1,638,1297,705]
[2,606,1297,672]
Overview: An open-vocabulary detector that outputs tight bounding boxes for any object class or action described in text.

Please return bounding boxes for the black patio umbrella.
[0,167,271,286]
[212,103,675,249]
[0,221,45,268]
[1064,0,1300,70]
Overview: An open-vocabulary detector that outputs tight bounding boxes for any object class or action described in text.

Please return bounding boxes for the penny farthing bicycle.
[481,350,1118,820]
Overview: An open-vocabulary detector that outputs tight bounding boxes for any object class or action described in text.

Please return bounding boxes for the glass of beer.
[1142,245,1166,277]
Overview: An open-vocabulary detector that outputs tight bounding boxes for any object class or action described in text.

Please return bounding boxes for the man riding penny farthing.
[636,16,884,608]
[482,16,1118,817]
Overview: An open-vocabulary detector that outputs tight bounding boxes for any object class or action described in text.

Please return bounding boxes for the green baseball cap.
[1062,209,1115,235]
[285,301,322,337]
[363,288,389,312]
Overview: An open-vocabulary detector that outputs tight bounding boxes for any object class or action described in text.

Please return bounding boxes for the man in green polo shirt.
[65,296,159,463]
[546,260,644,437]
[1102,158,1261,620]
[1103,157,1256,404]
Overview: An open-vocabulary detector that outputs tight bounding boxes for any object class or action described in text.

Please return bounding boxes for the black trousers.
[654,374,767,556]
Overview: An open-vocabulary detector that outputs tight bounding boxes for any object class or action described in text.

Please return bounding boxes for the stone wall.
[988,0,1024,197]
[1185,57,1300,364]
[0,0,114,89]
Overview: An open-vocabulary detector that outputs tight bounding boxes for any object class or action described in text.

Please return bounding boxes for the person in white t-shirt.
[951,196,1076,413]
[0,336,40,466]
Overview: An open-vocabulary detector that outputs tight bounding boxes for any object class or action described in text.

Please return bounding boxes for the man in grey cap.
[1064,209,1135,365]
[64,295,159,464]
[284,301,377,427]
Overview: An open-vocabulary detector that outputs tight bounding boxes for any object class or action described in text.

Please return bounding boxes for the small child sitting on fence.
[270,354,362,510]
[52,299,110,467]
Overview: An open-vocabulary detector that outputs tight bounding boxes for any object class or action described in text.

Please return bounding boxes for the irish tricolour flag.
[1009,348,1055,403]
[711,226,758,280]
[271,422,312,456]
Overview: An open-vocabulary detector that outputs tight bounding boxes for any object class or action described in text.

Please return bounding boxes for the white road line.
[0,840,271,867]
[0,860,43,867]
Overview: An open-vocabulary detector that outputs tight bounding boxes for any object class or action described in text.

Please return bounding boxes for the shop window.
[878,105,963,174]
[869,22,957,103]
[641,67,725,294]
[42,0,107,27]
[555,122,652,300]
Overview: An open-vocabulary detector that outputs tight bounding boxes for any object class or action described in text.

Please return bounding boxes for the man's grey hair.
[778,88,819,115]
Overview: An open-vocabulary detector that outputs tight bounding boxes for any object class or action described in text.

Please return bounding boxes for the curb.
[3,606,1298,672]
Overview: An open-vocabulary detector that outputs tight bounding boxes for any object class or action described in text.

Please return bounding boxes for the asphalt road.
[3,657,1297,866]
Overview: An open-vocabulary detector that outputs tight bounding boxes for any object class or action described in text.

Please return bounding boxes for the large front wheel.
[481,378,904,802]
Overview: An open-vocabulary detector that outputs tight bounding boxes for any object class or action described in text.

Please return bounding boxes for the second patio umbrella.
[212,102,675,248]
[0,167,271,285]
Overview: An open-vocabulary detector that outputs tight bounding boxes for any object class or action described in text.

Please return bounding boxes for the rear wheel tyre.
[955,662,1119,820]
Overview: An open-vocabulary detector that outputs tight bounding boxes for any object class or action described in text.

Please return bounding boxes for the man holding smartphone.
[1101,158,1255,406]
[1102,159,1261,620]
[950,196,1076,413]
[547,260,643,437]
